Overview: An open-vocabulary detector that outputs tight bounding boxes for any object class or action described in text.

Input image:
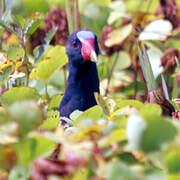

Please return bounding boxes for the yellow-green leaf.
[30,46,68,81]
[1,87,40,107]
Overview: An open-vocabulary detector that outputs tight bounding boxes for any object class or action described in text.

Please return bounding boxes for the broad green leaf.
[99,128,126,148]
[1,87,40,107]
[8,101,45,136]
[74,105,105,126]
[166,151,180,174]
[72,125,105,140]
[105,24,132,47]
[9,165,29,180]
[48,94,63,110]
[106,161,141,180]
[30,46,68,81]
[126,114,147,149]
[40,110,59,130]
[114,100,143,111]
[7,44,25,62]
[13,135,55,165]
[127,114,177,152]
[139,103,162,118]
[141,116,177,152]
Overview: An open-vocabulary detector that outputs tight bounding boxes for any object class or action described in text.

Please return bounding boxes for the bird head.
[66,30,100,66]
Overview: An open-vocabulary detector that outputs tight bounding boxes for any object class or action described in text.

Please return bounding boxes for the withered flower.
[172,111,180,121]
[100,18,131,56]
[161,48,180,73]
[157,0,180,29]
[44,7,69,46]
[146,90,175,116]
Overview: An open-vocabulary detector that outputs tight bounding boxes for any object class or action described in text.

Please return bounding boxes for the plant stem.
[45,82,49,99]
[73,0,81,30]
[65,0,73,34]
[24,65,29,86]
[0,0,5,16]
[105,53,119,96]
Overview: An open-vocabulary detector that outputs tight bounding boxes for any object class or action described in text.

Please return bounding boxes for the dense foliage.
[0,0,180,179]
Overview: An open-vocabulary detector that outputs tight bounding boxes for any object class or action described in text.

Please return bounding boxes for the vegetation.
[0,0,180,179]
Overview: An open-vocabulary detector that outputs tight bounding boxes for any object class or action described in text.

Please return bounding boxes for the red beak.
[80,38,98,63]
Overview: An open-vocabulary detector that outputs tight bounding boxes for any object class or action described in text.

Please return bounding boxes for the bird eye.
[72,41,78,48]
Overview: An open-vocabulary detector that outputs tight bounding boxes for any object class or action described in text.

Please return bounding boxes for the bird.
[58,30,100,126]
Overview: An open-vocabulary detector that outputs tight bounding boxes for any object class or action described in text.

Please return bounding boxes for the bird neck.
[67,60,99,93]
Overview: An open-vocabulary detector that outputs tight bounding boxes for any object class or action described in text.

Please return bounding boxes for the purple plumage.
[58,30,100,126]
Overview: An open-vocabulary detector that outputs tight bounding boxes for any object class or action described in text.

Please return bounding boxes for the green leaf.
[127,114,177,152]
[1,87,40,107]
[13,135,55,165]
[114,100,143,111]
[24,19,42,41]
[100,128,126,147]
[8,101,45,136]
[106,161,141,180]
[105,24,132,47]
[7,44,25,62]
[14,15,25,29]
[166,39,180,51]
[30,46,68,81]
[40,110,59,130]
[48,94,63,110]
[139,103,162,118]
[136,41,156,91]
[141,116,177,152]
[74,105,105,126]
[0,68,12,83]
[9,165,29,180]
[166,151,180,174]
